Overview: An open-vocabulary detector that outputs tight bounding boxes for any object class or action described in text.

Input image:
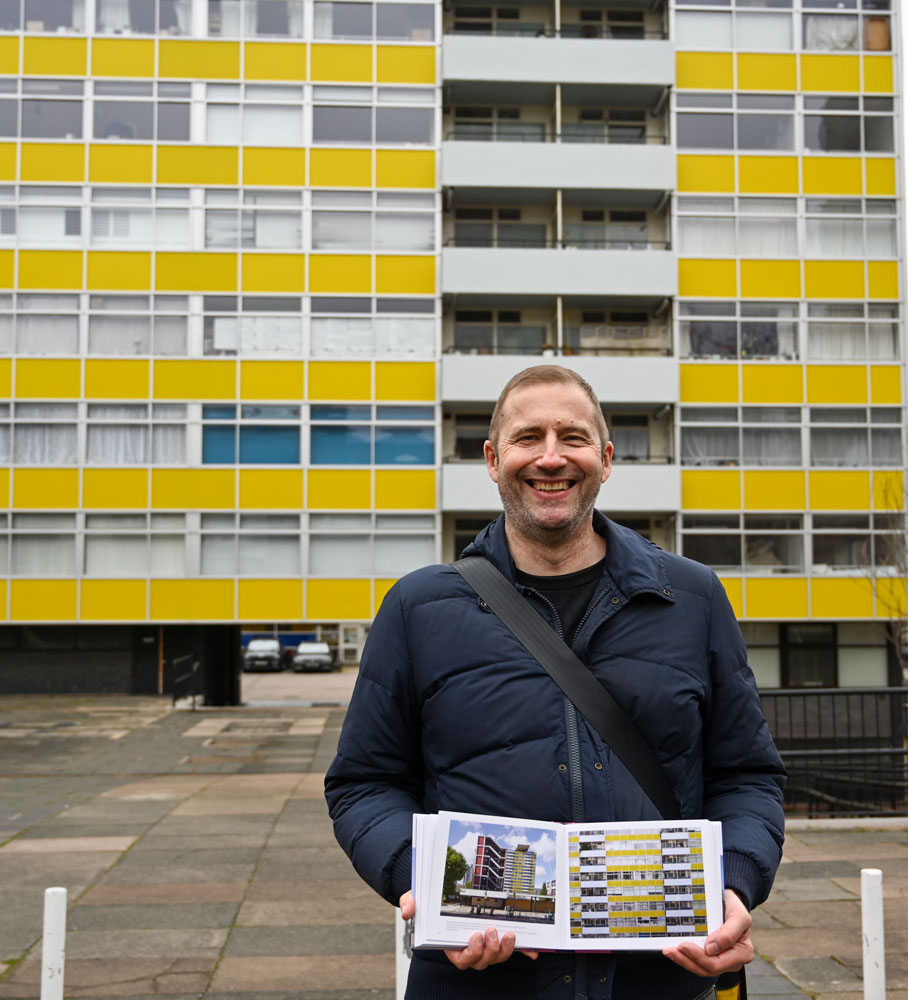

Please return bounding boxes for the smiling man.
[326,365,786,1000]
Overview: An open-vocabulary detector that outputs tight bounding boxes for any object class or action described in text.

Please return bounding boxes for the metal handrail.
[445,129,668,145]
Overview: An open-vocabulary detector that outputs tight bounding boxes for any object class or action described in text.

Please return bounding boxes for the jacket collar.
[463,510,674,604]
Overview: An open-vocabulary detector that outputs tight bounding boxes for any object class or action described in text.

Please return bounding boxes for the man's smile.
[528,480,575,493]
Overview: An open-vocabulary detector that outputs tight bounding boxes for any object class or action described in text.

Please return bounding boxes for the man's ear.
[483,440,499,483]
[601,441,614,485]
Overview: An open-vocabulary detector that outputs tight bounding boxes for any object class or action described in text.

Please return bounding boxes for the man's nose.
[536,433,566,467]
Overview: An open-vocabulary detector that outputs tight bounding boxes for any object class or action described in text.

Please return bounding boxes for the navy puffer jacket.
[325,512,786,1000]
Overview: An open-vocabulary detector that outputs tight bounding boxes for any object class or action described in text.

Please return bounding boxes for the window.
[677,93,793,151]
[803,11,890,50]
[807,302,899,361]
[314,2,434,39]
[24,0,84,32]
[679,300,798,360]
[681,513,804,574]
[206,83,304,145]
[12,403,77,464]
[681,406,801,466]
[201,514,301,575]
[94,81,191,142]
[311,296,436,358]
[804,95,894,152]
[809,407,902,467]
[203,295,302,355]
[310,404,435,464]
[205,187,303,249]
[97,0,192,34]
[86,404,186,465]
[310,189,434,251]
[308,512,436,575]
[10,514,76,576]
[21,80,83,138]
[202,404,302,463]
[15,294,79,354]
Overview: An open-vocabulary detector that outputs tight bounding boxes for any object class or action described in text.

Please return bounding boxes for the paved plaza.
[0,671,905,999]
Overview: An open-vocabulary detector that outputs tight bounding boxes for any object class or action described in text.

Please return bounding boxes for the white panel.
[839,648,888,687]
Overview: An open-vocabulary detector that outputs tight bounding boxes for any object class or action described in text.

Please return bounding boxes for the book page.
[413,810,565,951]
[565,819,724,950]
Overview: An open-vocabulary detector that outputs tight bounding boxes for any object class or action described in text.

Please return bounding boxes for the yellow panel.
[718,577,743,618]
[802,157,862,195]
[309,254,371,293]
[0,36,19,74]
[154,359,236,400]
[307,469,371,509]
[679,364,738,403]
[741,365,802,403]
[309,148,372,187]
[0,143,15,180]
[873,470,904,511]
[0,248,11,287]
[13,469,79,508]
[243,147,306,187]
[150,579,235,620]
[238,469,304,509]
[81,580,147,620]
[809,470,870,510]
[678,260,736,297]
[88,144,154,184]
[0,357,9,396]
[801,54,860,91]
[736,53,796,91]
[804,260,864,299]
[680,470,741,510]
[806,365,866,404]
[85,359,150,399]
[306,578,371,620]
[240,361,304,400]
[811,577,874,619]
[868,261,898,300]
[20,144,84,183]
[16,359,81,398]
[374,578,397,613]
[82,468,149,509]
[240,253,305,293]
[677,155,734,194]
[375,362,435,401]
[159,40,240,79]
[876,578,907,620]
[375,256,435,295]
[23,37,86,75]
[376,46,435,84]
[244,41,307,81]
[742,470,805,510]
[157,146,239,185]
[91,38,155,77]
[156,252,238,292]
[19,249,82,289]
[10,581,77,622]
[739,260,800,298]
[151,469,236,509]
[676,52,733,89]
[865,158,896,196]
[863,55,893,92]
[238,579,303,620]
[376,150,435,189]
[308,361,371,400]
[86,251,152,291]
[737,156,798,194]
[375,469,436,509]
[0,579,5,621]
[745,578,808,619]
[310,43,372,82]
[870,366,901,405]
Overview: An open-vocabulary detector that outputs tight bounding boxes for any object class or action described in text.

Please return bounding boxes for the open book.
[411,810,725,951]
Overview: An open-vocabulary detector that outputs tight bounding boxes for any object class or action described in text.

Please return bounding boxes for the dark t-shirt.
[515,556,606,645]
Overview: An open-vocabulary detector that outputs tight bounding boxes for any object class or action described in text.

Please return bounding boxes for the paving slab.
[67,903,240,931]
[773,957,863,994]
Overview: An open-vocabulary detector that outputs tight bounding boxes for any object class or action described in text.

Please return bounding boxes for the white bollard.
[395,907,411,1000]
[861,868,886,1000]
[40,887,67,1000]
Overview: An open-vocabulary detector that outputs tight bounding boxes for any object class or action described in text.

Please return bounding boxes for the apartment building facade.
[0,0,902,694]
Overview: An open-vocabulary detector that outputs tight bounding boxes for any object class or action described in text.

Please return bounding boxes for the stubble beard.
[498,476,600,549]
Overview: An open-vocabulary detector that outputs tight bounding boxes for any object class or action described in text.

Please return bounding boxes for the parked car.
[242,638,284,672]
[292,641,335,673]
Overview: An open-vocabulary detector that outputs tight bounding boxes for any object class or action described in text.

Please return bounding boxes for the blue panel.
[311,405,371,420]
[377,405,434,420]
[203,426,236,463]
[374,426,434,465]
[310,425,371,464]
[239,426,301,464]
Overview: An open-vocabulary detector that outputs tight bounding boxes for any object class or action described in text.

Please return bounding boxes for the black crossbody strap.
[452,556,680,820]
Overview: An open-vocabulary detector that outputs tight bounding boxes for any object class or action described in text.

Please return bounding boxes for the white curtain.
[675,11,732,49]
[613,427,650,461]
[239,316,301,353]
[85,535,148,576]
[312,211,371,249]
[375,214,434,251]
[738,218,797,257]
[202,534,236,574]
[681,427,739,465]
[11,535,75,575]
[17,315,79,354]
[808,322,865,359]
[374,318,435,356]
[735,12,792,51]
[14,424,77,464]
[309,534,371,574]
[206,210,239,248]
[811,427,868,465]
[871,429,901,465]
[207,104,241,143]
[216,0,243,34]
[374,534,434,574]
[209,316,239,353]
[677,217,735,256]
[87,424,149,464]
[98,0,130,31]
[0,315,11,353]
[19,207,75,246]
[153,316,188,355]
[238,534,300,575]
[311,317,373,356]
[287,0,304,35]
[313,2,333,36]
[173,0,192,32]
[72,0,86,30]
[806,219,863,257]
[868,325,899,360]
[742,428,801,465]
[803,14,858,50]
[0,425,9,463]
[744,535,802,571]
[244,105,302,145]
[248,210,302,248]
[89,315,151,355]
[155,209,191,248]
[150,534,184,575]
[152,424,186,464]
[867,220,897,257]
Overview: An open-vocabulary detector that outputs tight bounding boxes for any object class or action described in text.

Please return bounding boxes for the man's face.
[483,382,612,544]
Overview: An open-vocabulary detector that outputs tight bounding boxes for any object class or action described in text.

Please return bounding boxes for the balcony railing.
[448,324,671,356]
[446,125,668,144]
[445,24,667,39]
[446,238,671,250]
[564,324,671,354]
[760,687,908,817]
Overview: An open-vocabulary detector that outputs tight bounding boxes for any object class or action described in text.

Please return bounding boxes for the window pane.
[238,426,300,463]
[202,425,236,463]
[804,115,861,151]
[158,102,191,141]
[678,217,735,255]
[86,424,149,464]
[374,426,434,464]
[681,426,739,465]
[811,427,868,465]
[683,534,742,569]
[677,113,734,149]
[374,534,434,573]
[675,11,732,47]
[735,11,792,48]
[742,427,801,465]
[376,3,434,39]
[310,534,371,573]
[238,533,300,574]
[94,101,154,140]
[803,12,859,48]
[864,115,894,151]
[375,213,434,251]
[311,425,371,463]
[376,107,434,144]
[244,104,302,145]
[680,320,737,358]
[312,105,372,143]
[806,218,863,256]
[736,114,794,150]
[314,2,372,38]
[11,535,76,575]
[22,100,83,138]
[312,211,371,249]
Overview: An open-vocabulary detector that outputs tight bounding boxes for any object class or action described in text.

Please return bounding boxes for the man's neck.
[506,520,606,576]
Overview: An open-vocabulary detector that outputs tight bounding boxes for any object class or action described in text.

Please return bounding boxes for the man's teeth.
[533,481,572,491]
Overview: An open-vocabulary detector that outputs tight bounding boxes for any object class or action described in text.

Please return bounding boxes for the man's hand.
[399,891,538,970]
[662,889,753,977]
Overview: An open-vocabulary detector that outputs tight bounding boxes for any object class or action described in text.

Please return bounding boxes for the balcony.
[442,461,680,512]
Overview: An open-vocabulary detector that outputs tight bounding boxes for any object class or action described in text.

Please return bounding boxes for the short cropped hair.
[488,365,610,454]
